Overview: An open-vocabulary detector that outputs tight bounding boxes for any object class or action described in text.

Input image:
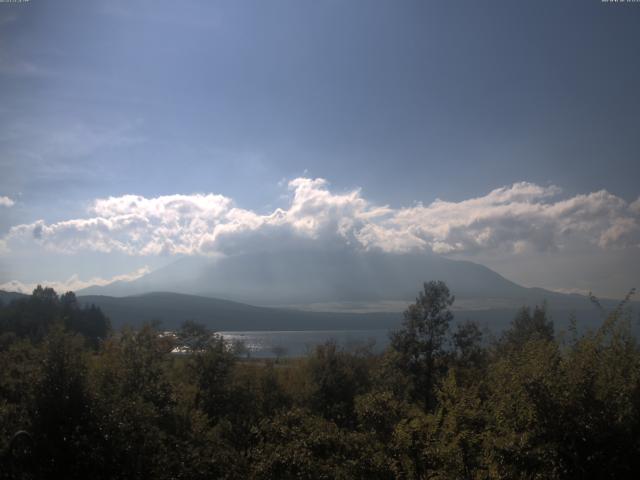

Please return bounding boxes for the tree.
[271,344,287,362]
[31,326,96,478]
[231,339,250,359]
[177,320,211,351]
[452,320,486,378]
[306,340,371,427]
[90,324,177,479]
[60,291,79,308]
[62,300,111,349]
[432,370,487,478]
[0,288,110,347]
[390,280,455,410]
[250,408,359,479]
[32,285,58,304]
[191,335,237,422]
[501,304,553,350]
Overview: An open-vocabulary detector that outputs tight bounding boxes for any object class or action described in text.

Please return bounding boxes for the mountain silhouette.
[78,250,586,310]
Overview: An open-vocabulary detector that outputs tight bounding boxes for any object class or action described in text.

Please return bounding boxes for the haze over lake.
[219,329,390,358]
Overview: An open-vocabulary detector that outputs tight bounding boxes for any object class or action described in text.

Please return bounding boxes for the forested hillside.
[76,292,401,331]
[1,283,639,479]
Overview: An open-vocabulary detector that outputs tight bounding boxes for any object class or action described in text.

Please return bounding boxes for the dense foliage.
[1,283,639,479]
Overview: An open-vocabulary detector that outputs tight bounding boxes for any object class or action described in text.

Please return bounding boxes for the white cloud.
[549,287,591,296]
[0,266,151,294]
[0,196,14,207]
[388,186,640,254]
[2,178,639,258]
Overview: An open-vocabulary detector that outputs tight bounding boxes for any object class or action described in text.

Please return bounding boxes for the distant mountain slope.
[77,292,401,331]
[78,250,558,306]
[76,291,625,334]
[77,250,625,319]
[1,288,631,334]
[0,290,28,305]
[73,248,639,332]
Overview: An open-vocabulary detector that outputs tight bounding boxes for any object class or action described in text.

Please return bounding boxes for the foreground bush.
[0,284,638,479]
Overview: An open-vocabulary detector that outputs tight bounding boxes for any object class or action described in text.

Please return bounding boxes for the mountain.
[75,291,628,334]
[78,250,545,305]
[0,286,631,334]
[0,290,28,305]
[72,250,637,332]
[78,250,609,313]
[76,292,403,331]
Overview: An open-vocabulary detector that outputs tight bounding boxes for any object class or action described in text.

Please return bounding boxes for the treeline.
[0,282,639,479]
[0,286,110,348]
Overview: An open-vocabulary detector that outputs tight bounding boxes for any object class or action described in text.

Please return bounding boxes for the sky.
[0,0,639,299]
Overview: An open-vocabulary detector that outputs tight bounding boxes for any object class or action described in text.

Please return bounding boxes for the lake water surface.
[218,329,391,357]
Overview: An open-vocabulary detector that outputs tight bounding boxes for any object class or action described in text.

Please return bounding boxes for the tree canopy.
[1,283,639,479]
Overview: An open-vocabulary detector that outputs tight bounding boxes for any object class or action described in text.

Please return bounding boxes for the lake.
[218,329,392,358]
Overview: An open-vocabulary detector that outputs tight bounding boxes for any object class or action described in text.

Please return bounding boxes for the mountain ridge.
[4,251,635,332]
[77,251,543,304]
[76,250,624,313]
[1,287,633,334]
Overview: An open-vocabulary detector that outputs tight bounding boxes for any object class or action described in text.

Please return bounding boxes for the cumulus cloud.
[0,196,15,207]
[2,178,640,257]
[0,266,151,294]
[389,185,640,254]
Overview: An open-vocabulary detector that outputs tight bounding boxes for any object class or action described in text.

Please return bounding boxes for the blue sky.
[1,0,639,298]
